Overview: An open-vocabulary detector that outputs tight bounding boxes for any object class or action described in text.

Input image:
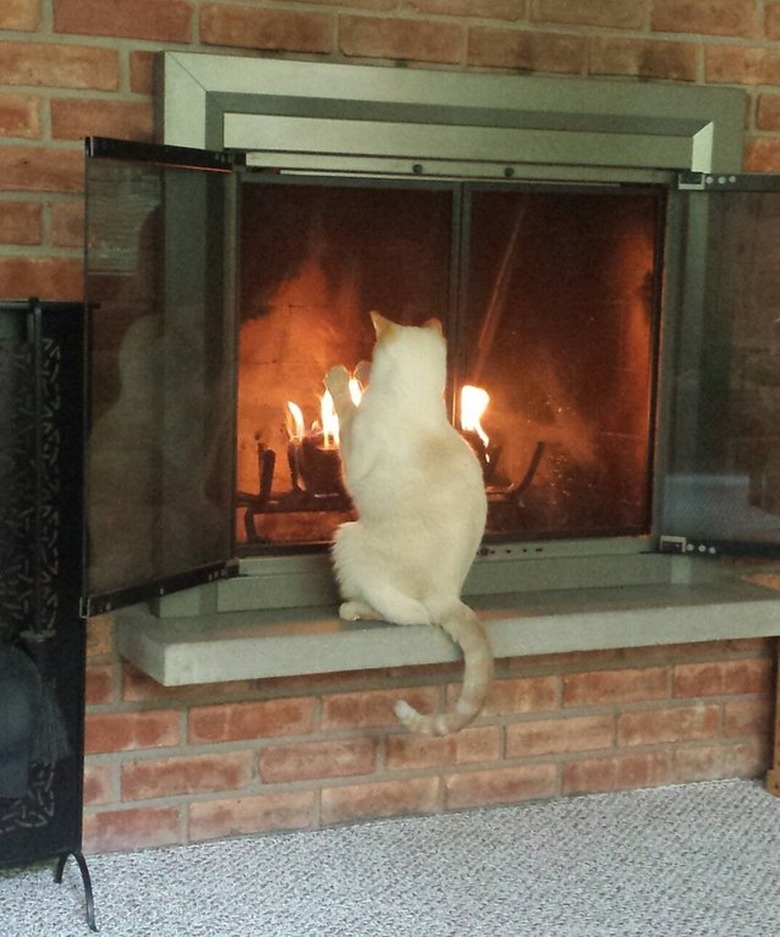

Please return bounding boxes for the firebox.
[234,177,662,550]
[82,56,780,682]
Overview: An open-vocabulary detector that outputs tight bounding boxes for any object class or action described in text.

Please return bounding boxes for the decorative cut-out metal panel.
[0,300,86,868]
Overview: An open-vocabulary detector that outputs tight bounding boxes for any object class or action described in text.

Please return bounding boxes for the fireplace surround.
[82,54,780,690]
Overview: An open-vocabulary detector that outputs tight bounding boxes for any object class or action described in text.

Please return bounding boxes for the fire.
[460,384,490,448]
[286,374,364,450]
[320,390,339,449]
[349,376,363,407]
[285,400,305,440]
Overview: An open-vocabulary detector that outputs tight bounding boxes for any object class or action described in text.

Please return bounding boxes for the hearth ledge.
[115,577,780,687]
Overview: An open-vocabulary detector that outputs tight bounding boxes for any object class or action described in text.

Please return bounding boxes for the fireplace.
[233,178,662,551]
[82,56,780,684]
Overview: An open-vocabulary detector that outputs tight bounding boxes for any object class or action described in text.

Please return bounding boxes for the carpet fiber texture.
[1,778,778,936]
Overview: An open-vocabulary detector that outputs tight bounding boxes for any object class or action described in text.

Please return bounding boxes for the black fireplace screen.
[83,139,780,612]
[0,299,86,869]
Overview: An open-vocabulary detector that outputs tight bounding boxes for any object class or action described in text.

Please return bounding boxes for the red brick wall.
[84,617,775,852]
[3,1,779,851]
[4,0,780,303]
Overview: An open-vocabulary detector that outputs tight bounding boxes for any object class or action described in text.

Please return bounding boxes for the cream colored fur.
[325,312,492,735]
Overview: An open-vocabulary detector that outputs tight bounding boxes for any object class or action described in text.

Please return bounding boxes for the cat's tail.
[394,602,493,736]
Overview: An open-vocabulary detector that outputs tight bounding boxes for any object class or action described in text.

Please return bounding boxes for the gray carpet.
[1,779,778,936]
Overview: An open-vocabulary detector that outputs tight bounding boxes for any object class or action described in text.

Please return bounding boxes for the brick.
[54,0,193,43]
[386,725,502,770]
[0,41,119,91]
[0,200,40,245]
[403,0,528,18]
[83,805,181,853]
[85,663,113,706]
[0,94,40,138]
[768,3,780,40]
[670,740,767,783]
[121,751,253,800]
[741,573,780,592]
[531,0,644,30]
[0,0,39,30]
[723,698,773,738]
[504,649,615,671]
[562,752,672,795]
[705,46,780,85]
[0,257,83,300]
[189,791,315,841]
[744,137,780,172]
[259,737,377,783]
[130,51,155,95]
[86,615,112,658]
[562,667,668,708]
[85,709,181,754]
[0,146,83,193]
[479,675,559,715]
[589,37,698,82]
[617,704,720,748]
[445,763,557,809]
[287,0,395,8]
[321,686,440,731]
[756,93,780,131]
[339,14,462,64]
[200,4,332,53]
[468,27,586,75]
[188,697,315,743]
[672,659,773,699]
[51,98,154,142]
[83,764,114,807]
[651,0,757,38]
[122,663,256,703]
[321,776,441,824]
[506,714,614,758]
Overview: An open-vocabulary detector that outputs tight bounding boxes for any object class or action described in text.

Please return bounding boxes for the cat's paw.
[324,365,349,395]
[354,360,371,388]
[339,600,381,621]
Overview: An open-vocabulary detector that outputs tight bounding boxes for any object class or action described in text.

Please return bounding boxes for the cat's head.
[368,311,447,396]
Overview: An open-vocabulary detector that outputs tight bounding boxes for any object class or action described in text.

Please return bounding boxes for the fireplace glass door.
[661,175,780,556]
[84,140,780,612]
[84,139,236,613]
[237,176,664,551]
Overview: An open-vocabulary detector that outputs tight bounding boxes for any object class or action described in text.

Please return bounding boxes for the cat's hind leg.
[338,578,431,627]
[332,522,431,626]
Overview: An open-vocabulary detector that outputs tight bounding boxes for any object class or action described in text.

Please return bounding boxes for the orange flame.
[460,384,490,448]
[285,400,305,440]
[288,373,364,450]
[320,390,339,449]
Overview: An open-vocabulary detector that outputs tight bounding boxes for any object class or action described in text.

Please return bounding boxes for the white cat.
[325,312,492,735]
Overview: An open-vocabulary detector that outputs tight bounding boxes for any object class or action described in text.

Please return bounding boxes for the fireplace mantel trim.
[157,52,745,177]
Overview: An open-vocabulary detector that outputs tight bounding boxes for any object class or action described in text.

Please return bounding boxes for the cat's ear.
[370,311,398,341]
[423,317,443,334]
